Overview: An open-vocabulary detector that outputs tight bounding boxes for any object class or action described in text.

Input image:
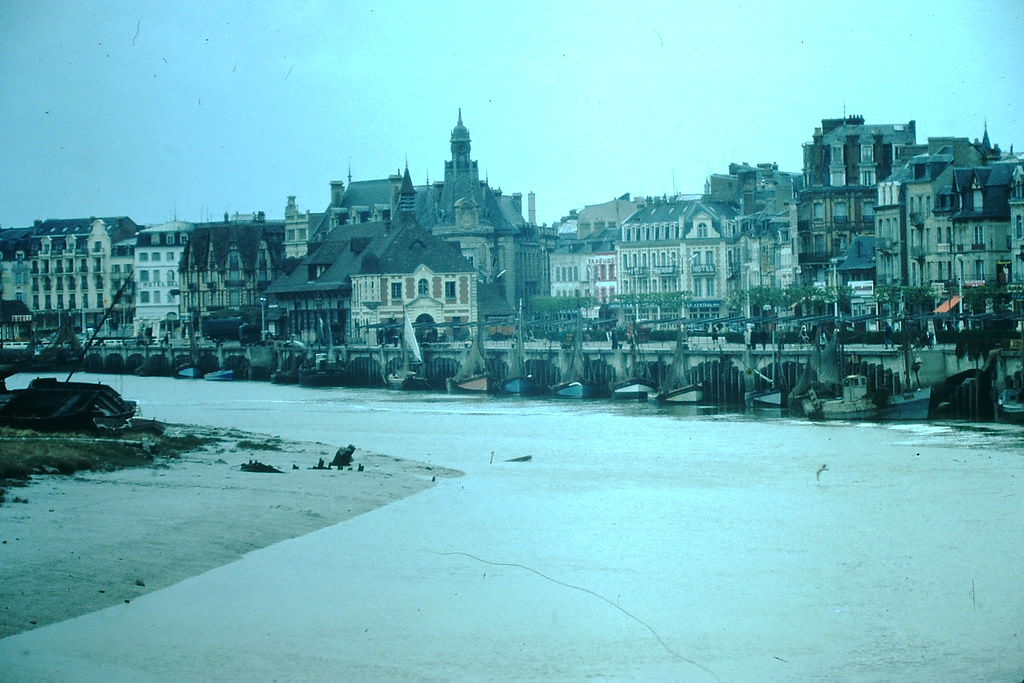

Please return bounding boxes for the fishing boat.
[0,279,140,432]
[495,303,543,396]
[297,353,347,387]
[447,321,491,394]
[0,378,137,432]
[203,368,234,381]
[611,324,655,400]
[996,388,1024,423]
[386,313,430,391]
[656,326,703,404]
[550,315,603,399]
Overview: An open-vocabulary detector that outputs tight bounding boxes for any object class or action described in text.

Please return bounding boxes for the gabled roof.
[838,236,875,272]
[266,218,474,297]
[181,220,285,271]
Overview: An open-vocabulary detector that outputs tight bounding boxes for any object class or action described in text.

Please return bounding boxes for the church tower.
[444,109,481,206]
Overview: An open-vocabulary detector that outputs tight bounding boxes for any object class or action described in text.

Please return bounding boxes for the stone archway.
[414,313,437,344]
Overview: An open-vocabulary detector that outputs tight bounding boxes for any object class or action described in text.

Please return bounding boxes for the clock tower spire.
[450,108,472,169]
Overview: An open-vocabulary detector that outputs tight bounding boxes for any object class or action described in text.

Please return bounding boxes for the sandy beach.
[0,424,461,639]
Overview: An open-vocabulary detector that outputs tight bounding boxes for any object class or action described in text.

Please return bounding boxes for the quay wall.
[75,339,1020,397]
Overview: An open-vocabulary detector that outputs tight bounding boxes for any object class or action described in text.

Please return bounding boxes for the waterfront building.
[178,213,286,337]
[619,195,737,321]
[1011,165,1024,283]
[283,195,324,259]
[798,116,919,288]
[266,169,477,345]
[875,136,987,290]
[0,226,33,309]
[949,156,1023,293]
[413,111,556,312]
[23,217,140,333]
[549,228,618,312]
[0,298,32,344]
[133,220,194,340]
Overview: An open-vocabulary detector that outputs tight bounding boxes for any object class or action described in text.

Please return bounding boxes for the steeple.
[398,166,416,218]
[450,108,471,168]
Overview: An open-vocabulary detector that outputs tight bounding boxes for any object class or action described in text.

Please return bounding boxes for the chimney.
[528,191,536,225]
[512,192,522,216]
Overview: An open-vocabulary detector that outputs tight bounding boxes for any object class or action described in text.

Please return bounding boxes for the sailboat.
[387,313,430,391]
[876,320,931,419]
[550,315,603,399]
[495,303,543,396]
[298,312,347,387]
[610,324,656,400]
[448,321,491,393]
[656,325,703,403]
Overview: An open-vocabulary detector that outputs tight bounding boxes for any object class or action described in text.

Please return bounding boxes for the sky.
[1,0,1022,229]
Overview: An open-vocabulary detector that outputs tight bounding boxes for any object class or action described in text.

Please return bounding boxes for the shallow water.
[5,373,1024,681]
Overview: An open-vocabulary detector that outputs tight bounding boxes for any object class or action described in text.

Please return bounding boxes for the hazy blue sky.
[1,0,1022,228]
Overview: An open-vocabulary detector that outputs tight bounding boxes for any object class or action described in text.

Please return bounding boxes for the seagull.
[816,464,829,481]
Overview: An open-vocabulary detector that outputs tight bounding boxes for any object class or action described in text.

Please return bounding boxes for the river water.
[7,373,1024,681]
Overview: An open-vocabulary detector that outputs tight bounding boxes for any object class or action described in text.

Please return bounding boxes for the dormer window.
[417,278,428,296]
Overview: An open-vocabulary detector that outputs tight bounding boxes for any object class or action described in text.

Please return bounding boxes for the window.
[167,270,176,283]
[167,252,174,262]
[391,282,402,301]
[860,144,874,162]
[697,222,708,238]
[139,291,150,303]
[813,203,824,219]
[445,281,456,299]
[152,252,161,262]
[139,252,149,262]
[139,270,149,283]
[831,144,844,163]
[973,225,984,245]
[833,202,848,220]
[417,279,428,296]
[1016,215,1023,239]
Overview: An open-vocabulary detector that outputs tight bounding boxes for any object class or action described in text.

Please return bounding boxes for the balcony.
[911,246,926,260]
[876,238,894,253]
[652,265,678,276]
[971,243,985,251]
[909,212,925,226]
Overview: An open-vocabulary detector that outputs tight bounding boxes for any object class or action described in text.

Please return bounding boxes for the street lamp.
[260,296,268,344]
[956,256,964,328]
[830,257,841,319]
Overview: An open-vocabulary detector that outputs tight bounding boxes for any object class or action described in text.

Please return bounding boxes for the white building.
[134,221,194,340]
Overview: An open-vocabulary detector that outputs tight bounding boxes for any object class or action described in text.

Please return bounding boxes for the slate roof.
[0,298,32,322]
[820,121,916,146]
[266,217,475,297]
[180,220,286,271]
[950,160,1022,220]
[29,217,140,244]
[623,198,738,234]
[838,236,875,272]
[0,227,33,259]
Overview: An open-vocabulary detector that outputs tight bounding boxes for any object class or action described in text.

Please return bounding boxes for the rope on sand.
[431,550,721,683]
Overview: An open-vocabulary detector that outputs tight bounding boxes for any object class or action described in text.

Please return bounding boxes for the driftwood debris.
[331,444,355,469]
[240,459,283,473]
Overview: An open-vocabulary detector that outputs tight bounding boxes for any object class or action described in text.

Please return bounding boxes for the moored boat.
[996,388,1024,423]
[0,377,137,432]
[203,368,234,381]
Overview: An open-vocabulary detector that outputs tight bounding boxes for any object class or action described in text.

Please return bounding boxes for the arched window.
[417,278,428,296]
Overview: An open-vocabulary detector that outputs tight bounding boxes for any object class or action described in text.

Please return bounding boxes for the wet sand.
[0,424,461,638]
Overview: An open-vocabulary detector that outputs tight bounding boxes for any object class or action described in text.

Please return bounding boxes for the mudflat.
[0,424,460,638]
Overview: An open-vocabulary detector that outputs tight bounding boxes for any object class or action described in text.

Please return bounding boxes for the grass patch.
[0,425,225,504]
[236,438,283,451]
